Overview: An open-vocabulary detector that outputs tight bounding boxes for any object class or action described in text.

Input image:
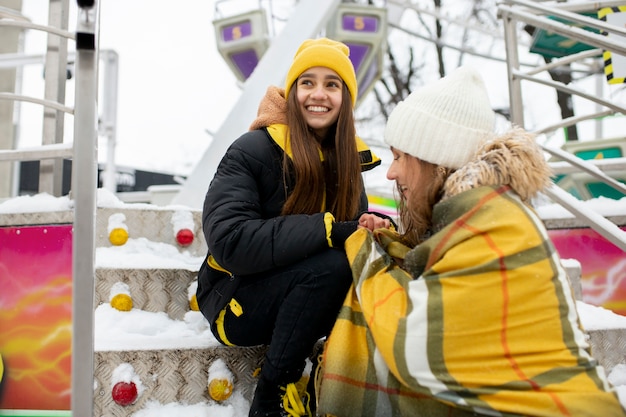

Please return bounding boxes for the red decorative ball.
[176,228,194,246]
[112,381,138,406]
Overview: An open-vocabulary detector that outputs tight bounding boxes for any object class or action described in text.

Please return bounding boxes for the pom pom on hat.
[384,66,495,169]
[285,38,358,106]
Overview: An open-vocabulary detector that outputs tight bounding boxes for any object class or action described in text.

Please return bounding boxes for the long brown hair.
[397,158,450,247]
[281,83,363,221]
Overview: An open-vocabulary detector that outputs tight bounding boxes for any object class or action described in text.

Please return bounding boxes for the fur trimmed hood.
[249,86,288,131]
[442,127,552,203]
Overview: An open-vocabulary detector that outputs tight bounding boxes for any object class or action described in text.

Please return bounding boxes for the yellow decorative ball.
[109,228,129,246]
[111,293,133,311]
[208,378,233,402]
[189,294,199,311]
[0,353,4,383]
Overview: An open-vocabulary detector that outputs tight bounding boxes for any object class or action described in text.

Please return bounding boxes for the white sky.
[18,0,242,175]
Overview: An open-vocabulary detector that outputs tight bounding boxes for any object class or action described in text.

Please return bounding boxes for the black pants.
[214,248,352,384]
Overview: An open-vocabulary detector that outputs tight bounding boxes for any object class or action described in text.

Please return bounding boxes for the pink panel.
[0,224,73,412]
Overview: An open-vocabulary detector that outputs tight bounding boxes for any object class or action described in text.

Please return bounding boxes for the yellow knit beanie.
[285,38,358,106]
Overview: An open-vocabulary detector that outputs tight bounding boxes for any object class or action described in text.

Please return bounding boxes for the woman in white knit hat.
[318,66,626,417]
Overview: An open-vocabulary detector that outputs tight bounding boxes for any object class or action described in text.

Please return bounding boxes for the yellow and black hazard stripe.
[598,6,626,84]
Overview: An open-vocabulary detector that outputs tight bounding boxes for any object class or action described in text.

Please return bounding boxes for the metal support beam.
[39,0,70,196]
[498,0,626,253]
[501,8,524,126]
[71,0,99,415]
[99,49,119,193]
[172,0,342,208]
[0,0,23,200]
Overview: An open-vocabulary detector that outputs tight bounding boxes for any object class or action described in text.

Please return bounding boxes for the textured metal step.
[589,329,626,374]
[94,346,266,416]
[95,206,206,256]
[96,268,198,321]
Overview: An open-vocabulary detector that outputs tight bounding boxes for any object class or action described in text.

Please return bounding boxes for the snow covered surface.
[97,237,204,270]
[2,190,626,415]
[95,306,217,351]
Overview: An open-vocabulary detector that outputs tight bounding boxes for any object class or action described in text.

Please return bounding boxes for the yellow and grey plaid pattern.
[320,186,626,417]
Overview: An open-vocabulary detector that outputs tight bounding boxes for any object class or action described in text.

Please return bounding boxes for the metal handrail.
[549,157,626,175]
[0,18,75,39]
[0,92,74,114]
[533,110,617,135]
[0,5,30,21]
[499,0,626,252]
[544,184,626,252]
[0,143,74,162]
[524,48,601,76]
[501,0,626,39]
[498,5,626,56]
[541,145,626,196]
[514,71,626,114]
[0,51,76,68]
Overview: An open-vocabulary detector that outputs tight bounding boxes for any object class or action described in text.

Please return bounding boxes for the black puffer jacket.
[196,88,380,324]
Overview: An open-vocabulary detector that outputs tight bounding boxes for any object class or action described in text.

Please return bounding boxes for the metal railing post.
[39,0,70,196]
[500,6,524,126]
[71,0,99,414]
[100,49,119,193]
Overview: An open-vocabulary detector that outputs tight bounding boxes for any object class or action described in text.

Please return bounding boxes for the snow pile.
[96,237,204,270]
[578,301,626,330]
[95,306,218,351]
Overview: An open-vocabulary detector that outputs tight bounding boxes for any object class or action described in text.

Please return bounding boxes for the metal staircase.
[499,0,626,252]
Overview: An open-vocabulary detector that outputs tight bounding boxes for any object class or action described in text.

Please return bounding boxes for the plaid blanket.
[319,185,625,417]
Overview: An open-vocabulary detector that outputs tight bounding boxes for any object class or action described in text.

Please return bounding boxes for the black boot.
[249,376,311,417]
[249,376,286,417]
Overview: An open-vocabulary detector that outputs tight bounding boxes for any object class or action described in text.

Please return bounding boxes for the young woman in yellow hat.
[197,38,392,417]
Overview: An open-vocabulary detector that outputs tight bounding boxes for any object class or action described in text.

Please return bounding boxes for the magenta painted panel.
[548,226,626,316]
[0,224,73,411]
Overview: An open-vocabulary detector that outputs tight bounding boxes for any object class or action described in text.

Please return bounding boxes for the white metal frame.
[0,1,100,414]
[499,0,626,252]
[72,1,100,415]
[499,0,626,126]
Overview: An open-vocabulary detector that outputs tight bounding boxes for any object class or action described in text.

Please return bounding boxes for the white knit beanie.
[384,66,495,169]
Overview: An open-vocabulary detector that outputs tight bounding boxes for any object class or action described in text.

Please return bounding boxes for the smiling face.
[296,66,344,138]
[387,147,430,204]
